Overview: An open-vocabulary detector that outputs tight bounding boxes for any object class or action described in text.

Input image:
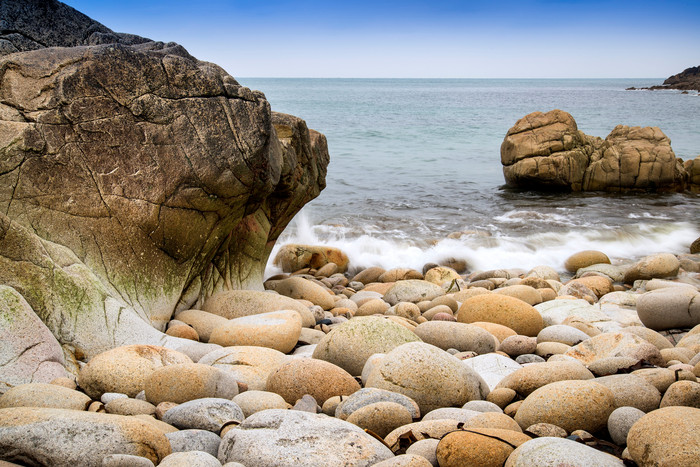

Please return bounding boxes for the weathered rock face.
[0,0,328,359]
[501,109,688,192]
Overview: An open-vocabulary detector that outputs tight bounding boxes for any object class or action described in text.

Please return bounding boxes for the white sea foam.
[265,212,699,277]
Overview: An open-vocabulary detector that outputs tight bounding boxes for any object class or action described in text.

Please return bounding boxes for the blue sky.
[63,0,700,78]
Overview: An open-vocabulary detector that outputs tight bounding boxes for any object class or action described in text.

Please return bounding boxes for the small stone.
[499,335,537,357]
[659,380,700,408]
[406,439,439,467]
[492,285,542,305]
[466,412,523,432]
[422,407,481,423]
[462,400,503,413]
[565,250,611,273]
[436,428,531,467]
[384,280,445,305]
[636,287,700,330]
[414,321,496,354]
[208,310,302,353]
[457,294,544,337]
[486,388,516,409]
[335,387,420,420]
[158,451,222,467]
[514,380,615,433]
[165,323,199,341]
[587,356,641,376]
[174,310,228,342]
[266,358,360,405]
[536,325,590,346]
[155,401,178,420]
[515,354,545,364]
[524,422,567,437]
[162,398,244,432]
[165,429,221,456]
[462,353,522,391]
[495,360,593,396]
[144,363,239,405]
[564,332,664,367]
[105,398,156,416]
[594,374,661,412]
[0,383,91,411]
[623,253,681,283]
[607,406,645,445]
[293,394,320,413]
[505,437,624,466]
[379,268,423,282]
[102,454,156,467]
[232,390,289,418]
[198,346,288,391]
[346,401,413,438]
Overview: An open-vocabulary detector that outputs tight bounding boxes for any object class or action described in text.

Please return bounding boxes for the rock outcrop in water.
[0,0,329,369]
[627,66,700,92]
[501,110,689,192]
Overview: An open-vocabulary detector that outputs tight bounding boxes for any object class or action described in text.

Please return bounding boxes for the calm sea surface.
[239,78,700,274]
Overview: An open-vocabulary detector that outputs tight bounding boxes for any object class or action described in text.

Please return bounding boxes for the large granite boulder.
[0,0,329,361]
[501,109,688,192]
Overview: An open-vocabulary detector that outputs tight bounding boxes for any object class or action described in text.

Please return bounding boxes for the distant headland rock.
[501,109,698,192]
[0,0,329,368]
[626,66,700,92]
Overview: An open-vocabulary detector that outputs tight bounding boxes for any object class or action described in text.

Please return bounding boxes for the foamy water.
[265,211,699,277]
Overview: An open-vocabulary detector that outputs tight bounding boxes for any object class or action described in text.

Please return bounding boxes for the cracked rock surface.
[501,109,688,192]
[0,0,329,363]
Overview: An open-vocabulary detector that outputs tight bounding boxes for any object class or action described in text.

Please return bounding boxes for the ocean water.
[238,78,700,275]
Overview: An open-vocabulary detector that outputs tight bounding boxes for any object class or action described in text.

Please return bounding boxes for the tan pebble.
[535,342,571,357]
[486,388,516,409]
[492,285,542,305]
[88,401,105,413]
[363,282,395,294]
[346,401,413,438]
[471,321,517,343]
[499,335,537,357]
[165,323,199,341]
[564,250,610,274]
[144,363,239,405]
[504,400,522,417]
[266,358,360,405]
[660,380,700,408]
[429,295,459,312]
[50,378,77,390]
[466,412,523,432]
[352,267,387,284]
[379,268,423,282]
[155,401,178,419]
[394,302,422,320]
[524,422,567,437]
[423,305,453,320]
[436,428,531,467]
[660,347,695,364]
[457,294,544,337]
[105,398,156,416]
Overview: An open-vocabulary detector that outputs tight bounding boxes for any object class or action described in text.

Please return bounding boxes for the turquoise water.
[239,78,700,273]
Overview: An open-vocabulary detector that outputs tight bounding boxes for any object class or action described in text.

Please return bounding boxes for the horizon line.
[236,76,665,80]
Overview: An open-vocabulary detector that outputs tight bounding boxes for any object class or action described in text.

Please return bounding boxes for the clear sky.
[63,0,700,79]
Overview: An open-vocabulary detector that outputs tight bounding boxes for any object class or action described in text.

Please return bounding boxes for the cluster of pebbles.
[1,244,700,466]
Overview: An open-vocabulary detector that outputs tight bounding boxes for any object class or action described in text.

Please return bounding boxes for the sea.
[237,78,700,277]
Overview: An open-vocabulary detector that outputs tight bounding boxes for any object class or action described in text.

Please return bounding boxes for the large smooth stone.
[274,244,349,273]
[462,354,523,391]
[264,276,335,310]
[266,359,360,405]
[514,380,615,433]
[365,342,486,414]
[627,406,700,466]
[505,437,624,466]
[414,321,496,354]
[457,294,544,337]
[383,280,445,305]
[594,374,661,412]
[312,316,421,376]
[208,310,302,353]
[436,428,531,467]
[77,345,192,399]
[659,380,700,408]
[424,267,461,286]
[495,360,593,396]
[565,250,611,273]
[202,290,314,326]
[198,346,288,391]
[232,390,290,417]
[144,363,239,405]
[0,286,67,393]
[623,253,681,283]
[217,409,394,466]
[162,398,244,432]
[0,407,171,466]
[564,332,664,366]
[0,383,90,410]
[335,387,421,420]
[636,287,700,330]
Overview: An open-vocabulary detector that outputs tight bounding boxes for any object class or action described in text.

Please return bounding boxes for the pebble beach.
[2,243,699,466]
